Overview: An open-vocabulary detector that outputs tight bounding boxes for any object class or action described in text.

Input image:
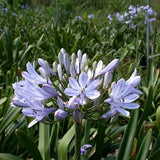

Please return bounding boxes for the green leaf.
[149,134,160,159]
[0,153,23,160]
[38,123,50,160]
[138,85,153,131]
[148,148,160,160]
[15,129,43,160]
[156,106,160,131]
[0,107,21,134]
[58,124,75,160]
[136,129,152,160]
[117,109,139,160]
[0,97,7,105]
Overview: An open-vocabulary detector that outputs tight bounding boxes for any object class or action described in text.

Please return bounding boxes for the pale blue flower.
[38,58,55,79]
[22,100,56,128]
[22,62,49,84]
[64,72,101,105]
[88,14,94,19]
[54,109,68,120]
[65,96,80,110]
[81,144,92,155]
[13,80,58,103]
[98,59,119,76]
[54,97,68,120]
[101,69,142,118]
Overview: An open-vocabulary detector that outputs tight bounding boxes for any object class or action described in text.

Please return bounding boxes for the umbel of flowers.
[11,48,142,158]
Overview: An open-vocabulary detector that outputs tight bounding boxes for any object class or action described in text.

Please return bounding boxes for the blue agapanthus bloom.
[11,48,142,128]
[64,72,101,105]
[81,144,92,155]
[101,69,142,118]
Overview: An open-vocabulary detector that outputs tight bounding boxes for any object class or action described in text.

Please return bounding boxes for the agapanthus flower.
[81,144,92,155]
[22,61,53,84]
[101,69,142,118]
[64,72,101,105]
[54,97,68,120]
[13,80,58,102]
[22,100,56,128]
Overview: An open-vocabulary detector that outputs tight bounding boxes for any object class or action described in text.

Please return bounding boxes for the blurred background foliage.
[0,0,160,159]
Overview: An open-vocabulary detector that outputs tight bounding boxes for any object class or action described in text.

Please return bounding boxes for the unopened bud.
[53,61,58,72]
[57,64,63,80]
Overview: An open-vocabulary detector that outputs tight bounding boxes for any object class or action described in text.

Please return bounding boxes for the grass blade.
[38,123,50,160]
[117,109,139,160]
[58,124,75,160]
[136,129,152,160]
[0,153,23,160]
[15,129,43,160]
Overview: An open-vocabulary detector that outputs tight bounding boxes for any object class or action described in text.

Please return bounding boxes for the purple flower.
[81,144,92,155]
[38,58,56,79]
[22,62,48,84]
[22,100,56,128]
[101,69,142,118]
[64,72,101,105]
[98,59,119,76]
[54,109,68,120]
[54,97,68,120]
[65,96,80,110]
[13,81,58,102]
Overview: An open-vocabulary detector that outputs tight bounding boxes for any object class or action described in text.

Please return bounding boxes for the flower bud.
[103,72,112,89]
[64,53,70,74]
[81,53,88,66]
[57,64,63,80]
[71,52,76,63]
[98,59,119,76]
[70,63,76,78]
[54,109,68,120]
[58,49,64,66]
[53,61,57,72]
[77,50,82,62]
[75,58,80,74]
[93,61,97,71]
[94,60,103,77]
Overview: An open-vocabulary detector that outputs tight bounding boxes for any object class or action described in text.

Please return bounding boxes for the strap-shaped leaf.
[117,109,139,160]
[156,106,160,131]
[0,107,21,134]
[58,124,75,160]
[0,97,7,105]
[38,123,50,160]
[136,129,152,160]
[0,153,23,160]
[138,85,153,132]
[16,129,43,160]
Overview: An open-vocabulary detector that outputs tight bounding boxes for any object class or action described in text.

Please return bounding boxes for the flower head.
[101,69,142,118]
[64,72,101,105]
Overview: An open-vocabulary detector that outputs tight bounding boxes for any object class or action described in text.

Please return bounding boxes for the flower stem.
[75,122,81,160]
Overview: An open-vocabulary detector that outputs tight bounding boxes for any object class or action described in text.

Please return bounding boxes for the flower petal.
[86,79,101,91]
[69,77,81,90]
[28,119,38,128]
[122,103,139,109]
[79,72,88,89]
[64,88,80,96]
[124,94,139,103]
[42,84,58,97]
[116,107,130,116]
[85,89,100,99]
[98,59,119,76]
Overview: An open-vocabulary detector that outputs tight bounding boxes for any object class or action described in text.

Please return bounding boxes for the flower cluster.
[12,48,142,128]
[108,5,157,29]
